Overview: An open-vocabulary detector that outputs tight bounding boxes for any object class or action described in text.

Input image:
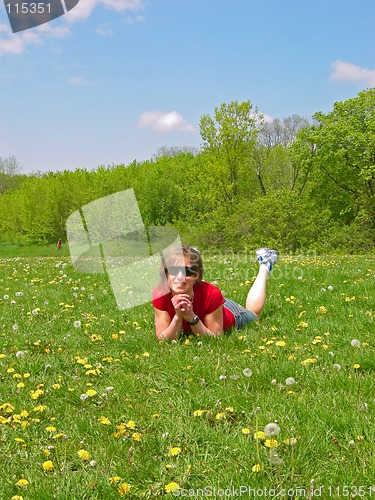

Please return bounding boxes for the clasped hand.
[171,294,194,322]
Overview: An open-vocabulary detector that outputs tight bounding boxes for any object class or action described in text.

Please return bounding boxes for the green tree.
[0,155,22,194]
[199,100,261,208]
[291,89,375,228]
[257,115,312,194]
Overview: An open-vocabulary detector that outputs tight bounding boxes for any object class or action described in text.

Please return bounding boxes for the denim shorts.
[223,298,257,329]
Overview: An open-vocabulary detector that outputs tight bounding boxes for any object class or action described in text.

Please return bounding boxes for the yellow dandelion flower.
[143,352,150,357]
[264,439,279,448]
[33,404,47,412]
[99,416,112,425]
[15,478,29,487]
[30,389,44,399]
[252,463,263,472]
[165,482,180,493]
[275,340,286,347]
[17,383,25,389]
[11,496,24,500]
[193,409,205,417]
[86,389,97,397]
[125,420,136,429]
[132,432,142,441]
[297,321,308,328]
[253,431,266,440]
[117,483,131,496]
[242,428,250,435]
[77,449,90,461]
[301,358,317,366]
[168,446,181,456]
[42,460,54,472]
[46,426,56,432]
[109,476,122,484]
[284,437,298,445]
[353,364,361,369]
[215,412,226,420]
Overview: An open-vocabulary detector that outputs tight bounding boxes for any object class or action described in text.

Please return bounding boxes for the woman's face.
[166,258,198,296]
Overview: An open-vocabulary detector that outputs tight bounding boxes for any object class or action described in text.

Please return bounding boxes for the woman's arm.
[154,308,183,341]
[188,305,223,337]
[154,300,224,341]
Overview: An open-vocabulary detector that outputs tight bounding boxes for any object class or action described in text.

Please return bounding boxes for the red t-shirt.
[152,281,235,332]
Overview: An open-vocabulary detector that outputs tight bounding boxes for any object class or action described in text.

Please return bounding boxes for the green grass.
[0,251,374,498]
[0,241,71,258]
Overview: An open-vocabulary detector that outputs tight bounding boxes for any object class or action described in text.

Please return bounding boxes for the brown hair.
[161,245,203,284]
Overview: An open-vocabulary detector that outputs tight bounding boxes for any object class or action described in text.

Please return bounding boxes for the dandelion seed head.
[333,363,341,371]
[351,339,361,348]
[285,377,296,386]
[73,320,82,328]
[270,451,284,465]
[264,422,281,437]
[358,402,368,412]
[243,368,252,377]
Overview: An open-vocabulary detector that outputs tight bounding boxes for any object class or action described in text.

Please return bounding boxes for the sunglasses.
[166,266,199,277]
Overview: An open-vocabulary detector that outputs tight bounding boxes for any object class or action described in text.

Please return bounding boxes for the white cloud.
[249,111,274,126]
[0,22,41,55]
[101,0,144,11]
[64,0,97,21]
[95,22,114,36]
[0,21,69,55]
[36,23,70,37]
[69,76,89,85]
[330,60,375,87]
[65,0,145,21]
[0,0,145,54]
[124,14,145,24]
[138,111,195,133]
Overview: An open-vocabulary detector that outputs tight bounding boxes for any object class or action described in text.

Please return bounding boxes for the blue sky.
[0,0,374,174]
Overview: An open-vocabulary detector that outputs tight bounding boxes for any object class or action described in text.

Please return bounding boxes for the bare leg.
[245,267,269,319]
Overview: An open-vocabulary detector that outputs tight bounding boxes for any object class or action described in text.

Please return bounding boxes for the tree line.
[0,89,374,253]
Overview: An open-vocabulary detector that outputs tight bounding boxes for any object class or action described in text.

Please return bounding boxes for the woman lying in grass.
[152,245,277,341]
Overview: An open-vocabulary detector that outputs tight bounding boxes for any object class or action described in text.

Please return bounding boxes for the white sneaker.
[256,248,278,272]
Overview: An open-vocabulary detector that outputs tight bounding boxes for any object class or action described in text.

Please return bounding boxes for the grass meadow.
[0,248,374,499]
